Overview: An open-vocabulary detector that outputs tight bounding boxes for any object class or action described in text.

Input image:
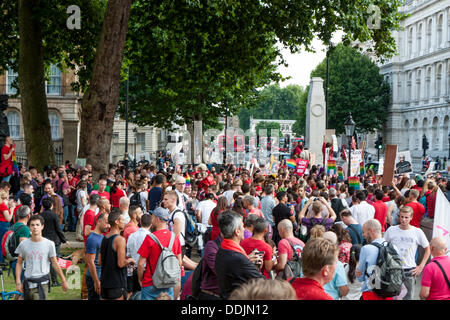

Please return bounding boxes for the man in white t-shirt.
[223,179,242,206]
[383,206,431,300]
[195,193,217,227]
[164,190,186,249]
[15,215,68,300]
[174,176,189,211]
[349,190,375,226]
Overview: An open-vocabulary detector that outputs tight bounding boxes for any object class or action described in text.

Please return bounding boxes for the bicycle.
[0,263,23,300]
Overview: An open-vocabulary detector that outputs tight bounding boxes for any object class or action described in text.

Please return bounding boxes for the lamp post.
[133,127,137,169]
[325,42,335,130]
[344,113,356,179]
[124,68,129,164]
[223,99,228,167]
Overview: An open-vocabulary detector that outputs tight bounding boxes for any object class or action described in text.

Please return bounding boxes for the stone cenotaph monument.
[305,77,326,166]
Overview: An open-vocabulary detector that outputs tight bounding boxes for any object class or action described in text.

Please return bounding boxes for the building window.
[408,27,413,56]
[417,23,422,53]
[6,110,20,138]
[426,67,431,99]
[6,68,18,95]
[427,19,432,49]
[416,70,421,102]
[48,111,60,140]
[136,132,145,151]
[436,64,442,98]
[437,14,443,47]
[46,64,61,95]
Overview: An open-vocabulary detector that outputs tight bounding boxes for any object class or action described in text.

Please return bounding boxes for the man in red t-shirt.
[137,207,182,300]
[372,190,388,232]
[290,238,336,300]
[90,178,110,201]
[275,219,305,275]
[241,218,276,278]
[405,189,425,228]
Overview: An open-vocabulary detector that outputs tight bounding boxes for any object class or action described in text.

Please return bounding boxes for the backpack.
[190,237,221,299]
[300,217,328,242]
[69,187,79,206]
[1,224,26,262]
[148,232,181,289]
[367,241,405,298]
[130,191,143,210]
[275,238,303,280]
[170,209,200,248]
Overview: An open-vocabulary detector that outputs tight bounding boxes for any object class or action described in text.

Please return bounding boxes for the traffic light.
[422,135,429,150]
[374,135,382,149]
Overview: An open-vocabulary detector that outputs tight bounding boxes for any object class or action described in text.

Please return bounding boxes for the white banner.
[432,188,450,257]
[351,149,363,162]
[425,162,435,177]
[377,159,384,175]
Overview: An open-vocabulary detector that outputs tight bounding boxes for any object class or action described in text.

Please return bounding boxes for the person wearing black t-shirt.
[272,191,295,245]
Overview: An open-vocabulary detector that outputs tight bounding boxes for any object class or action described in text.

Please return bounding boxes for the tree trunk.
[78,0,132,179]
[18,0,55,170]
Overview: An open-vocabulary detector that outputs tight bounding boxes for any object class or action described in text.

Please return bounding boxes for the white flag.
[432,188,450,257]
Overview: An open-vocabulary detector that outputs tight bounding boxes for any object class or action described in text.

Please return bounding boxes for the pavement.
[61,231,84,249]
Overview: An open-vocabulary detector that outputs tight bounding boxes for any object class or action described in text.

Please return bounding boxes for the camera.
[314,197,319,201]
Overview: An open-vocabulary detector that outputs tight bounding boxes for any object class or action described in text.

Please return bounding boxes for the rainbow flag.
[286,159,296,169]
[184,173,191,187]
[337,166,344,182]
[360,161,365,176]
[349,176,360,190]
[327,160,337,175]
[12,149,19,175]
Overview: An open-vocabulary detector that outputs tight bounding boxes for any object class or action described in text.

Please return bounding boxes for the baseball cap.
[415,174,423,183]
[153,207,170,222]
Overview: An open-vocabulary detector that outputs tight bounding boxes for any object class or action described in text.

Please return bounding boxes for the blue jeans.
[61,205,69,231]
[0,221,10,263]
[181,270,193,290]
[141,286,174,300]
[68,205,76,231]
[11,260,25,282]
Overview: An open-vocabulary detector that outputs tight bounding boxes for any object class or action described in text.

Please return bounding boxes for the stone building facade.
[379,0,450,170]
[0,66,161,166]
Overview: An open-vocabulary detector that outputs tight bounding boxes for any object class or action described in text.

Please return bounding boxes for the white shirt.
[223,190,235,205]
[342,263,363,300]
[383,225,429,269]
[122,210,130,224]
[126,228,150,265]
[175,189,188,211]
[169,208,186,246]
[139,191,148,212]
[350,201,375,226]
[196,199,216,227]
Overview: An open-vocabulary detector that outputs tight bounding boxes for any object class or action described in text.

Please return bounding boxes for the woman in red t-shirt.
[0,190,14,263]
[110,180,127,208]
[209,196,228,241]
[0,137,15,182]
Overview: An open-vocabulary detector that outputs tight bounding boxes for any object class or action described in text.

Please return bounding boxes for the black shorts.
[101,287,127,300]
[126,269,141,293]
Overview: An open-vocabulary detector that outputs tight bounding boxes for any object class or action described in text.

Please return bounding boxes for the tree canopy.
[310,43,391,134]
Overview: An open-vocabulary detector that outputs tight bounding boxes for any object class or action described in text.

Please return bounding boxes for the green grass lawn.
[2,248,84,300]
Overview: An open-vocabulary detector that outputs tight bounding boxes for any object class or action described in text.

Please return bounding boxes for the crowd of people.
[0,135,449,301]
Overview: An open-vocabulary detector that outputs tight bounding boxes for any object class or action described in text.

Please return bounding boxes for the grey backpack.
[148,232,181,289]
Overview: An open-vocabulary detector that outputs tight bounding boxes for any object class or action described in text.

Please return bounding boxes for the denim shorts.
[141,286,174,300]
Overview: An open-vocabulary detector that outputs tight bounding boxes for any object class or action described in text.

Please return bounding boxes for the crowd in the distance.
[0,146,449,301]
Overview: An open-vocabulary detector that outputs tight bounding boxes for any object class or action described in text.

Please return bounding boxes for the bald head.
[430,237,447,256]
[278,219,294,238]
[323,231,338,245]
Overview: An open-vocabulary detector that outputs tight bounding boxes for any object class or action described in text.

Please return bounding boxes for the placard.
[433,188,450,257]
[395,150,413,174]
[382,145,397,186]
[296,159,309,176]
